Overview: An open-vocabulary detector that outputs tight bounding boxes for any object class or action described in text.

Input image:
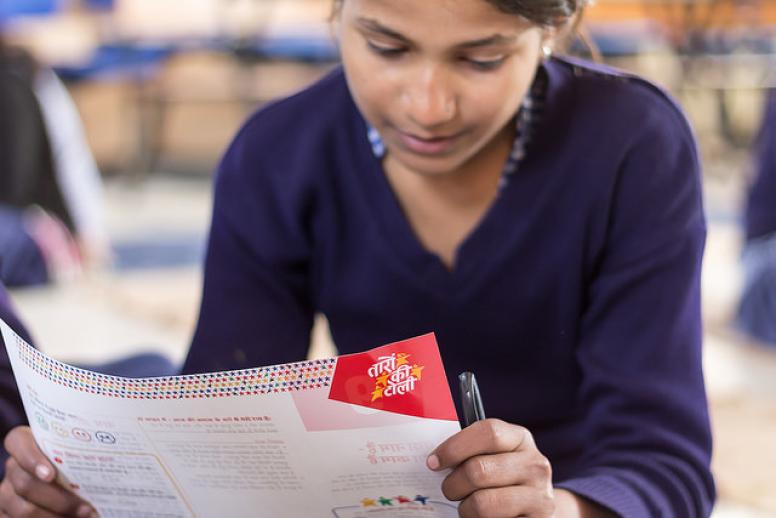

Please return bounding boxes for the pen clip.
[458,371,486,427]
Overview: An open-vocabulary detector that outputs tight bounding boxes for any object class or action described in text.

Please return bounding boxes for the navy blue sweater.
[184,57,714,516]
[0,283,34,459]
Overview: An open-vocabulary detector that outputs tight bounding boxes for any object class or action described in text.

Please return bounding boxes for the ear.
[329,1,344,41]
[540,27,557,57]
[330,19,342,43]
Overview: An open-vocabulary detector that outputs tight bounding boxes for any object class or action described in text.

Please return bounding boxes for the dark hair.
[331,0,587,27]
[484,0,587,27]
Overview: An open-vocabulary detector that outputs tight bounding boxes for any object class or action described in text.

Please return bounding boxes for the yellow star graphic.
[396,353,410,366]
[376,373,390,387]
[411,364,424,380]
[361,498,377,507]
[371,386,384,401]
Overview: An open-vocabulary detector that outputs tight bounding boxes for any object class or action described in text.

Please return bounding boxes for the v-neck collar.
[347,61,556,297]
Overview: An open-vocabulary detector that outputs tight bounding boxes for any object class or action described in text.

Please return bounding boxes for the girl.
[0,0,714,516]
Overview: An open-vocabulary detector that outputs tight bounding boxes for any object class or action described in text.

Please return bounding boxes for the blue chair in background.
[0,0,60,20]
[54,43,174,82]
[83,0,114,10]
[237,34,339,64]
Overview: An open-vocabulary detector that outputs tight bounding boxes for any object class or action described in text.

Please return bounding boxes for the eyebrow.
[456,34,518,49]
[355,17,517,49]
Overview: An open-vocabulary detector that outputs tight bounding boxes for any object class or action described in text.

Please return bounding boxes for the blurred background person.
[0,36,110,287]
[737,89,776,346]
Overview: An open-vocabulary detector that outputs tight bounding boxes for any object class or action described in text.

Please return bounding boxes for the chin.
[395,154,466,177]
[388,143,474,175]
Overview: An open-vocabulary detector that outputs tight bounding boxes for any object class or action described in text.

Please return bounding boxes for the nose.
[402,65,457,130]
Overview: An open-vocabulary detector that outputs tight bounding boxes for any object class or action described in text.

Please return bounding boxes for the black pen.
[458,371,486,427]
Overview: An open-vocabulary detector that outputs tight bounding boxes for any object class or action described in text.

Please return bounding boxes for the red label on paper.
[328,333,458,421]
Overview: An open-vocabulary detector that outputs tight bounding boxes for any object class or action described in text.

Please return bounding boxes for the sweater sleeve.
[554,99,715,516]
[183,114,316,374]
[0,282,33,472]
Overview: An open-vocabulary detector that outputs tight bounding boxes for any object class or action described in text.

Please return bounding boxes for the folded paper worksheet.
[0,319,461,517]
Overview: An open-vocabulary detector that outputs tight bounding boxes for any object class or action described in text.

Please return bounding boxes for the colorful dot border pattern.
[11,333,336,400]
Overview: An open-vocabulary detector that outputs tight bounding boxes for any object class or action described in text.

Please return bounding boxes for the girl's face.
[336,0,549,177]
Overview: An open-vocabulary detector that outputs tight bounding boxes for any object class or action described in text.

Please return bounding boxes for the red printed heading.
[328,333,458,421]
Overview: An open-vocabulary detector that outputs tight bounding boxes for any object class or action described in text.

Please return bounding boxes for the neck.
[381,122,517,270]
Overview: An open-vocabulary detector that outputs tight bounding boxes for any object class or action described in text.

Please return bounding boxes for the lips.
[396,130,461,156]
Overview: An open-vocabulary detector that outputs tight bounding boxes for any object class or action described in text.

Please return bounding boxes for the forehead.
[342,0,534,39]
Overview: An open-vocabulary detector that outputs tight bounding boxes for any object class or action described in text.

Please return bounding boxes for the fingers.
[428,421,555,517]
[441,451,552,501]
[0,477,60,518]
[3,428,54,483]
[457,486,555,518]
[2,427,96,517]
[4,458,92,516]
[428,419,534,471]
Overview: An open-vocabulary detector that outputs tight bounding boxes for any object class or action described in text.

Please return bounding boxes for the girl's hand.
[428,419,612,517]
[428,418,555,517]
[1,426,96,517]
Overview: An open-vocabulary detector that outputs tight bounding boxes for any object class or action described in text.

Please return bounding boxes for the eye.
[463,56,506,72]
[367,41,407,58]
